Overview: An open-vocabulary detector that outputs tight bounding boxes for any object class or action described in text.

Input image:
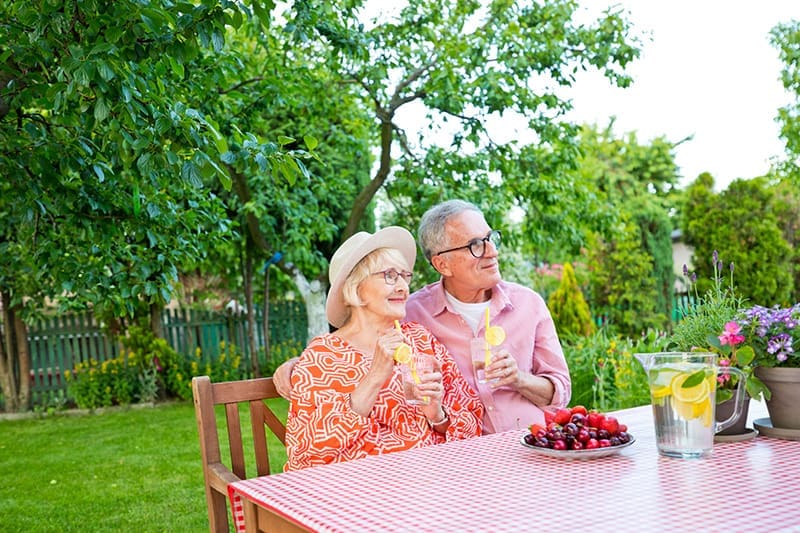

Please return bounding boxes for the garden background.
[2,1,800,531]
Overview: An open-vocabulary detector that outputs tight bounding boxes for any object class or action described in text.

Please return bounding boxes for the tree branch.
[219,77,266,95]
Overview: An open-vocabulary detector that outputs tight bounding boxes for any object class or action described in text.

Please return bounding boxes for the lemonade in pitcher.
[637,352,746,458]
[648,363,718,458]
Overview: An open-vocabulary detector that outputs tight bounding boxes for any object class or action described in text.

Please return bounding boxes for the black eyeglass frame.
[371,268,413,285]
[434,230,502,259]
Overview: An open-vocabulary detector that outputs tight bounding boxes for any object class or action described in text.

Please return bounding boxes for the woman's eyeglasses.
[372,269,413,285]
[434,230,502,259]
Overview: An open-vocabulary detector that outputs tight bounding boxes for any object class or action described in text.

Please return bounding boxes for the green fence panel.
[23,301,308,406]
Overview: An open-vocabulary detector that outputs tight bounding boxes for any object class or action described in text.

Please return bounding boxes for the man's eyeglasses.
[372,269,413,285]
[435,230,502,259]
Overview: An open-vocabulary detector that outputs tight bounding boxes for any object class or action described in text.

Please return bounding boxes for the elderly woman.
[285,226,483,471]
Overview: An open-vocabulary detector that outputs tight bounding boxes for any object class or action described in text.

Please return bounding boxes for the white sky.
[565,1,800,191]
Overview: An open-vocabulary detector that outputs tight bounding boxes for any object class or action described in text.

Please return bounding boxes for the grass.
[0,399,289,533]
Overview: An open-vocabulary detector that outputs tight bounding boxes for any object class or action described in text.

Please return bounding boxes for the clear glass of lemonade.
[640,352,745,459]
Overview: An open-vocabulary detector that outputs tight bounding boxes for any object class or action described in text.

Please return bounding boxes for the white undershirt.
[444,290,490,335]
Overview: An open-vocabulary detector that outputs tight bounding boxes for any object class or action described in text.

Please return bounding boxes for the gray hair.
[418,199,482,261]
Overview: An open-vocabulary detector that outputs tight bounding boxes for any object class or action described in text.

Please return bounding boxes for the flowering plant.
[669,251,769,403]
[733,304,800,369]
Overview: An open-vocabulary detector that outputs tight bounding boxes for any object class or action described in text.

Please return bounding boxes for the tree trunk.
[243,248,260,377]
[14,311,30,410]
[263,267,271,365]
[288,267,328,342]
[0,292,30,412]
[149,302,164,339]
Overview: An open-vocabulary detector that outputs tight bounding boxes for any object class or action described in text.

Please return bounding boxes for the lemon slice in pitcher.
[670,372,710,405]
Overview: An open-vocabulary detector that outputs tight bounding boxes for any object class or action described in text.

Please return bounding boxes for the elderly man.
[406,199,570,433]
[274,199,571,433]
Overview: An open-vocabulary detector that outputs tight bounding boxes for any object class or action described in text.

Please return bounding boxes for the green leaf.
[168,57,185,79]
[736,346,755,366]
[92,164,105,182]
[681,370,706,388]
[277,135,295,146]
[132,183,141,216]
[304,135,318,151]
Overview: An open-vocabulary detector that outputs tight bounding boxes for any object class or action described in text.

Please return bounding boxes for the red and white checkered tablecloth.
[228,403,800,533]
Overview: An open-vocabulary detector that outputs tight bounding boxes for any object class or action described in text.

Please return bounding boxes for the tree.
[680,176,793,306]
[547,262,595,337]
[569,122,679,333]
[0,0,305,410]
[218,0,643,339]
[771,20,800,172]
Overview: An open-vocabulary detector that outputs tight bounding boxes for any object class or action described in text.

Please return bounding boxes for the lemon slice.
[485,325,506,346]
[670,372,710,404]
[393,344,412,364]
[650,385,671,399]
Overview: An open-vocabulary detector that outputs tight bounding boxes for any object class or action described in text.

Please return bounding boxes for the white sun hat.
[325,226,417,328]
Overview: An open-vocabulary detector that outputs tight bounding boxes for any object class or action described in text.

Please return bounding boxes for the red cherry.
[585,438,600,449]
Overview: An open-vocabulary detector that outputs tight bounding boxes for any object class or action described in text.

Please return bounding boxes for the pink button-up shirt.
[404,280,571,433]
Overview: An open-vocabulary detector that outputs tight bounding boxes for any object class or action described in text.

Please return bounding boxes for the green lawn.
[0,400,289,533]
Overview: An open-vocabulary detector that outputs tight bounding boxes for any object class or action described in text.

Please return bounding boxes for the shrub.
[65,355,141,409]
[167,340,251,400]
[548,262,596,337]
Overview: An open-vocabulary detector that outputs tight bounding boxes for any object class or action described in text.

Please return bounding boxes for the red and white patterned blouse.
[285,322,484,471]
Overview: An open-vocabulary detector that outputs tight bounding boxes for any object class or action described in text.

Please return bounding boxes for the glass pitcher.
[634,352,746,458]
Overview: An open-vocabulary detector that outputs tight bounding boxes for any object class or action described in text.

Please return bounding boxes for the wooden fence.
[23,301,307,404]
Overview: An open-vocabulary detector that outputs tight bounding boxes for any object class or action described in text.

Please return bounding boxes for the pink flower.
[719,321,745,346]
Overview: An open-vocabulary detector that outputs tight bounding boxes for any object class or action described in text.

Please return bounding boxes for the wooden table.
[228,401,800,532]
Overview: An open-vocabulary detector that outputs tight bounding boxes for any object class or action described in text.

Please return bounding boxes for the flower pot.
[715,393,751,435]
[754,367,800,430]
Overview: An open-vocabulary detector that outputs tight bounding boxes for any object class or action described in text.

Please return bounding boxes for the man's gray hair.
[418,199,482,261]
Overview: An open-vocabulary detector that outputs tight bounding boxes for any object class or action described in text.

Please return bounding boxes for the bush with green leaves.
[548,262,596,337]
[65,355,142,409]
[167,340,251,400]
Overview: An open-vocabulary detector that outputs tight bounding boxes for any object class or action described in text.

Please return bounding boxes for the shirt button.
[487,406,494,411]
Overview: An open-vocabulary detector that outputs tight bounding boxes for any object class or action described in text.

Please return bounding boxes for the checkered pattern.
[228,403,800,533]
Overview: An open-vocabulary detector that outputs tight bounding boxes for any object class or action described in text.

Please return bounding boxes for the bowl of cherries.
[521,405,635,460]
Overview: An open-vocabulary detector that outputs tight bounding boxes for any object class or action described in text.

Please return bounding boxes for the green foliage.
[548,262,596,337]
[562,328,664,411]
[771,20,800,167]
[587,217,666,336]
[168,341,250,400]
[629,196,675,327]
[681,176,794,306]
[65,357,141,409]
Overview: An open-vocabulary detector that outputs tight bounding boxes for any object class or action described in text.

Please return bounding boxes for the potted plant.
[734,303,800,430]
[668,252,769,436]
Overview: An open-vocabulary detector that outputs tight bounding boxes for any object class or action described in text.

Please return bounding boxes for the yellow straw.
[484,308,492,368]
[394,320,402,333]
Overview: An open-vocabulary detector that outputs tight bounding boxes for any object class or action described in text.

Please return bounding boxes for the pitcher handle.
[714,366,747,434]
